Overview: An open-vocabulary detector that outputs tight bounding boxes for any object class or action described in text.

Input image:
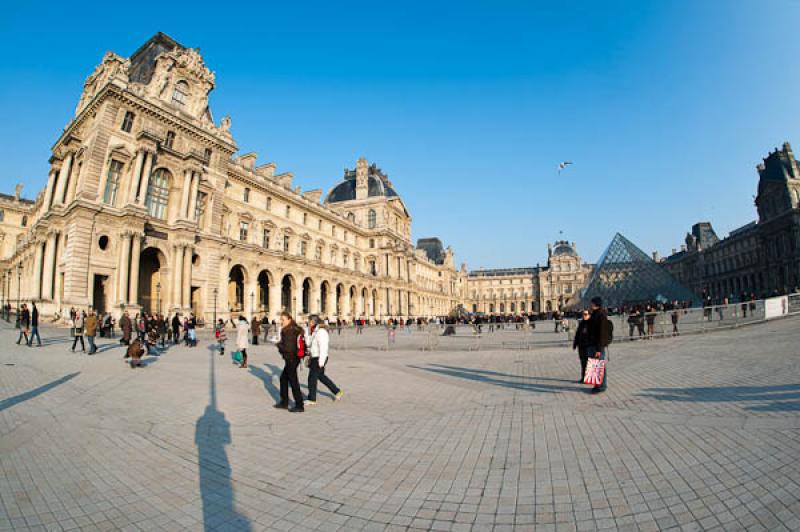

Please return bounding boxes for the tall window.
[144,168,171,219]
[262,228,271,248]
[266,196,272,211]
[303,213,307,225]
[21,215,28,227]
[299,240,307,257]
[204,148,212,162]
[103,159,124,206]
[285,205,291,218]
[239,222,249,242]
[369,238,375,248]
[368,209,377,229]
[172,81,189,106]
[164,131,176,149]
[370,260,377,276]
[243,187,250,203]
[283,235,290,253]
[315,246,322,261]
[347,212,355,223]
[121,111,135,133]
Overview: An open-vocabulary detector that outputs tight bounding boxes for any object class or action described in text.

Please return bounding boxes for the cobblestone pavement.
[1,316,798,532]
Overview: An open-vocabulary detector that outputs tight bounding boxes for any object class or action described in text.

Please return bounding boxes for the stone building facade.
[663,142,800,300]
[465,240,593,314]
[0,33,464,322]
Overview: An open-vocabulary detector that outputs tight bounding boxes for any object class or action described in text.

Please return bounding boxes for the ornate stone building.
[465,240,592,314]
[1,33,463,321]
[663,142,800,300]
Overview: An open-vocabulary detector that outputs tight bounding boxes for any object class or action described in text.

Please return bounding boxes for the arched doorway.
[349,286,357,318]
[228,265,246,311]
[138,247,165,314]
[302,278,312,315]
[361,288,367,318]
[281,275,293,313]
[336,284,344,318]
[371,289,377,318]
[320,281,329,317]
[257,270,270,312]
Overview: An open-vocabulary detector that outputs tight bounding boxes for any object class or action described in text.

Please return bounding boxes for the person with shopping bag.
[586,297,611,393]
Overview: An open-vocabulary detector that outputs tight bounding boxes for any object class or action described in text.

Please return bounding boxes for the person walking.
[71,311,86,352]
[171,313,181,345]
[671,308,680,336]
[215,319,227,356]
[305,315,344,405]
[16,304,31,346]
[586,297,611,394]
[251,315,260,345]
[262,315,271,343]
[273,311,304,412]
[85,309,99,354]
[119,311,132,345]
[235,315,249,368]
[572,309,592,383]
[27,303,42,347]
[644,306,657,339]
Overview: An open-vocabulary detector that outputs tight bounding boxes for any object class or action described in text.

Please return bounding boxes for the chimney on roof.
[652,251,660,262]
[14,184,23,201]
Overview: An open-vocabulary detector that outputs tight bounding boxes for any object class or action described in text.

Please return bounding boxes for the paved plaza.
[1,317,799,532]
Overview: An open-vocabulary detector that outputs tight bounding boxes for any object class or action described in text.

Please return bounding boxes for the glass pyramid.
[579,233,700,308]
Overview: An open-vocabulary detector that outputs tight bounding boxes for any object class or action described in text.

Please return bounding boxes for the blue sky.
[1,1,799,268]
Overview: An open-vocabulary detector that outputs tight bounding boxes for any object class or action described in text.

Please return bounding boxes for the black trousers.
[308,357,340,401]
[279,357,304,407]
[578,346,590,380]
[72,335,85,351]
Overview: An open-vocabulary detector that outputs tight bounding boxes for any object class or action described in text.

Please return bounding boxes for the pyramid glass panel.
[579,233,700,308]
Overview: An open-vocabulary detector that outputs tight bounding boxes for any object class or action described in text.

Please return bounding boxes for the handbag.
[231,351,243,363]
[583,359,606,386]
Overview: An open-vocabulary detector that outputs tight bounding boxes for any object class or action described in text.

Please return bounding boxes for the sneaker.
[305,400,317,406]
[335,391,344,401]
[289,406,305,413]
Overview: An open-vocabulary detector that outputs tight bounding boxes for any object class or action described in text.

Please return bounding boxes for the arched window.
[368,209,377,229]
[347,212,355,223]
[172,81,189,106]
[145,168,171,219]
[21,215,28,227]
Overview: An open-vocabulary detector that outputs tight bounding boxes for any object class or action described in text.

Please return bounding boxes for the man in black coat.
[27,303,42,347]
[586,297,611,393]
[572,309,592,383]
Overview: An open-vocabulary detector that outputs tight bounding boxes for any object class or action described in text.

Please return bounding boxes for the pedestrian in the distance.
[305,315,343,405]
[119,311,132,345]
[251,315,260,345]
[215,319,227,357]
[235,315,249,368]
[572,309,592,383]
[16,304,30,346]
[85,309,99,354]
[27,303,42,347]
[274,311,305,413]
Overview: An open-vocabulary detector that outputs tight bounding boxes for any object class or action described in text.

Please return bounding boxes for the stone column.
[128,150,145,204]
[182,246,192,309]
[295,281,304,319]
[137,151,154,206]
[32,242,44,300]
[179,170,193,220]
[41,232,57,300]
[312,282,322,315]
[118,232,131,304]
[172,245,183,310]
[188,173,200,220]
[53,152,73,205]
[42,169,57,211]
[128,233,142,305]
[269,279,282,319]
[343,288,351,321]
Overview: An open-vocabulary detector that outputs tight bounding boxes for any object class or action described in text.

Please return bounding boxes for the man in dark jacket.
[274,311,304,412]
[586,297,610,393]
[572,310,592,382]
[27,303,42,347]
[16,304,30,345]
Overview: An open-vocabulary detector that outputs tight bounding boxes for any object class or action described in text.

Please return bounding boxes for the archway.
[257,270,270,312]
[138,247,165,314]
[281,275,293,313]
[228,265,246,311]
[361,288,367,318]
[302,278,312,315]
[349,286,357,318]
[320,281,329,317]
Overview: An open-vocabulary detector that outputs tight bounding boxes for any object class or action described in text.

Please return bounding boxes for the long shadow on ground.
[409,364,588,394]
[638,384,800,412]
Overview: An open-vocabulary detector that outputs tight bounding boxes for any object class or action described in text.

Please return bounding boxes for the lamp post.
[156,282,161,315]
[213,287,218,326]
[15,264,22,329]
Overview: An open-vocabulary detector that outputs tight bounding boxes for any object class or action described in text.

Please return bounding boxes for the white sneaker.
[335,391,344,401]
[305,400,317,406]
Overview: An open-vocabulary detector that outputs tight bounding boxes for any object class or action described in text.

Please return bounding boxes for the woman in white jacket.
[235,315,249,368]
[305,315,343,405]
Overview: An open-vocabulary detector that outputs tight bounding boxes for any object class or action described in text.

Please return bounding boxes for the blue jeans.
[87,335,97,353]
[27,326,41,346]
[588,345,608,390]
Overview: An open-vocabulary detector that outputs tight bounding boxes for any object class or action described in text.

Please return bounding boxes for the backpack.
[296,332,306,358]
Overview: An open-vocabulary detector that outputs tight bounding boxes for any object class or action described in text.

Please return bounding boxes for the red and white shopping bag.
[583,359,606,386]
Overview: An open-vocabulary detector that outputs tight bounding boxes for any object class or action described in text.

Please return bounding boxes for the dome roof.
[552,240,577,257]
[325,162,399,203]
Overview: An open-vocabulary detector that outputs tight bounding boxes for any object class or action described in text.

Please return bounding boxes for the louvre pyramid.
[579,233,700,308]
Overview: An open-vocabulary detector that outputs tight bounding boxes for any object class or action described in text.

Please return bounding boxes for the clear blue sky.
[1,1,799,268]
